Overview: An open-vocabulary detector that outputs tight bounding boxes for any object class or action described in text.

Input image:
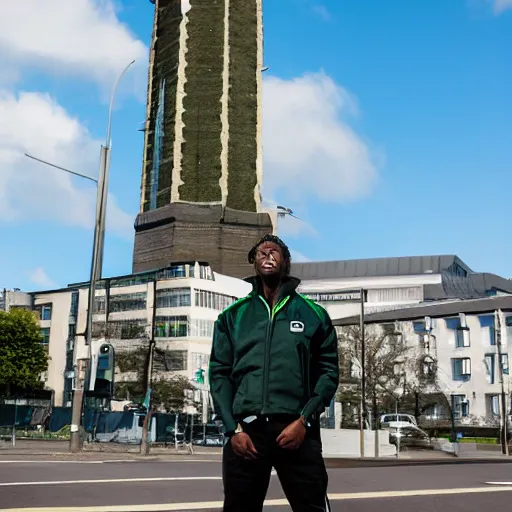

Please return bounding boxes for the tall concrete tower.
[133,0,272,278]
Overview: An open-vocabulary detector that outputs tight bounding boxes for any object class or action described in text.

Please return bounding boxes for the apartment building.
[335,295,512,426]
[2,262,250,407]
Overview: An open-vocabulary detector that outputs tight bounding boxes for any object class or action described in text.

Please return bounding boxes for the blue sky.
[0,0,511,291]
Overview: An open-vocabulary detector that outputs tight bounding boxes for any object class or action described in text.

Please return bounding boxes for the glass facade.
[195,289,237,311]
[110,292,147,313]
[154,316,215,338]
[156,288,191,308]
[155,316,188,338]
[40,327,50,346]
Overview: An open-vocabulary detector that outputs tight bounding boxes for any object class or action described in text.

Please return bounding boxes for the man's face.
[254,242,285,279]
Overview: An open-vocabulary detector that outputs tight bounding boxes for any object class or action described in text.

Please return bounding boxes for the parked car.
[379,413,417,429]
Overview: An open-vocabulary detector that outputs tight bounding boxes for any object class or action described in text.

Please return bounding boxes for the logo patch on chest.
[290,321,305,333]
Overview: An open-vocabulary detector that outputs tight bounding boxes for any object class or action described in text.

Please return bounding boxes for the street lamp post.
[70,59,135,453]
[359,288,365,458]
[25,60,135,453]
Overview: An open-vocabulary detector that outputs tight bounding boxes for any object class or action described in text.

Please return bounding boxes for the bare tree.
[337,324,411,428]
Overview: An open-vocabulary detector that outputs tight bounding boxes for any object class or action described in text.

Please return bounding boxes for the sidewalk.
[2,440,512,466]
[0,439,222,459]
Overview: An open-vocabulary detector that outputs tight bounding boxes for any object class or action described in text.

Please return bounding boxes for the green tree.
[115,348,193,411]
[0,309,49,396]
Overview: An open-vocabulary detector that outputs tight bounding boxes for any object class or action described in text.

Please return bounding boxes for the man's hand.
[276,417,307,450]
[231,432,258,459]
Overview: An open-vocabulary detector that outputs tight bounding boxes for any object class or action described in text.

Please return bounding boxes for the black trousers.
[222,416,330,512]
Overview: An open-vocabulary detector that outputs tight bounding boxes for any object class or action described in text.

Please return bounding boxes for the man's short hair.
[248,234,291,275]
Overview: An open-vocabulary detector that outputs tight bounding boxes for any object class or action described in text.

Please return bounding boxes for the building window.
[446,317,469,348]
[36,304,52,321]
[155,316,188,338]
[484,354,496,384]
[486,395,500,417]
[366,287,422,303]
[149,78,165,210]
[452,394,469,418]
[40,327,50,346]
[501,354,509,376]
[156,288,191,308]
[157,265,189,280]
[452,357,471,381]
[94,297,106,314]
[109,292,147,313]
[107,321,147,340]
[189,319,215,338]
[506,317,512,341]
[195,289,237,311]
[166,350,188,371]
[479,315,496,345]
[198,264,213,280]
[192,352,210,371]
[413,321,427,334]
[69,291,79,323]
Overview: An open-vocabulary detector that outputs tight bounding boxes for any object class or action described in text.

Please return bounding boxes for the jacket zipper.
[259,295,290,414]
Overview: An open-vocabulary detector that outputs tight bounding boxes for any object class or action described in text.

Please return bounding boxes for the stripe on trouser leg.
[325,495,332,512]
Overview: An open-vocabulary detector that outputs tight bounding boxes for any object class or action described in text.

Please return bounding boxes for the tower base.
[132,203,273,279]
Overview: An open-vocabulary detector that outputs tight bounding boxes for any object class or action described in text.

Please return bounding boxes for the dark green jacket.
[209,276,339,433]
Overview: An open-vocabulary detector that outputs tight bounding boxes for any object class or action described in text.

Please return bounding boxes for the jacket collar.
[244,275,301,302]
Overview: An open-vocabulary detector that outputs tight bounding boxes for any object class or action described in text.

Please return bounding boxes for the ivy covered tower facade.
[133,0,272,278]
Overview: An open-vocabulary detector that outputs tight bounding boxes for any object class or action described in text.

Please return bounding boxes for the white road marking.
[0,476,222,487]
[2,486,512,511]
[0,461,104,465]
[486,481,512,485]
[0,459,218,465]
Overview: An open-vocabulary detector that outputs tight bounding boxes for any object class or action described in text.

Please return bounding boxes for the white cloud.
[491,0,512,14]
[262,72,380,205]
[0,0,147,92]
[0,90,133,240]
[290,250,311,263]
[29,268,58,289]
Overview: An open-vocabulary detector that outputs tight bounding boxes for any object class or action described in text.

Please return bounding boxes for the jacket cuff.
[222,416,237,434]
[301,398,321,422]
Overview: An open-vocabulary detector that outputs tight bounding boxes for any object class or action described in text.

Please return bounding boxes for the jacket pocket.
[232,372,260,416]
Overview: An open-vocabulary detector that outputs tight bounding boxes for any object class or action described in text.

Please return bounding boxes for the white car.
[379,413,417,429]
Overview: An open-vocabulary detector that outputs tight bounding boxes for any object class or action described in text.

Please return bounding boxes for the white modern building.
[294,255,512,319]
[335,295,512,426]
[1,262,250,408]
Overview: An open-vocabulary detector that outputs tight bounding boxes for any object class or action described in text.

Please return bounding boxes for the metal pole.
[69,60,135,453]
[140,340,154,455]
[450,394,457,444]
[11,399,17,448]
[141,278,157,455]
[395,398,400,458]
[359,288,365,458]
[495,311,509,456]
[174,413,179,451]
[69,147,106,453]
[24,154,98,183]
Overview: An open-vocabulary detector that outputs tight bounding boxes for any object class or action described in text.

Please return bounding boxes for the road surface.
[0,456,512,511]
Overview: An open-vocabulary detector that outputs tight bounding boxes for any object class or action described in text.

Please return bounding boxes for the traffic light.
[87,341,115,398]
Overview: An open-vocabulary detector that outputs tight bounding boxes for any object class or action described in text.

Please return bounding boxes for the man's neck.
[261,279,281,308]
